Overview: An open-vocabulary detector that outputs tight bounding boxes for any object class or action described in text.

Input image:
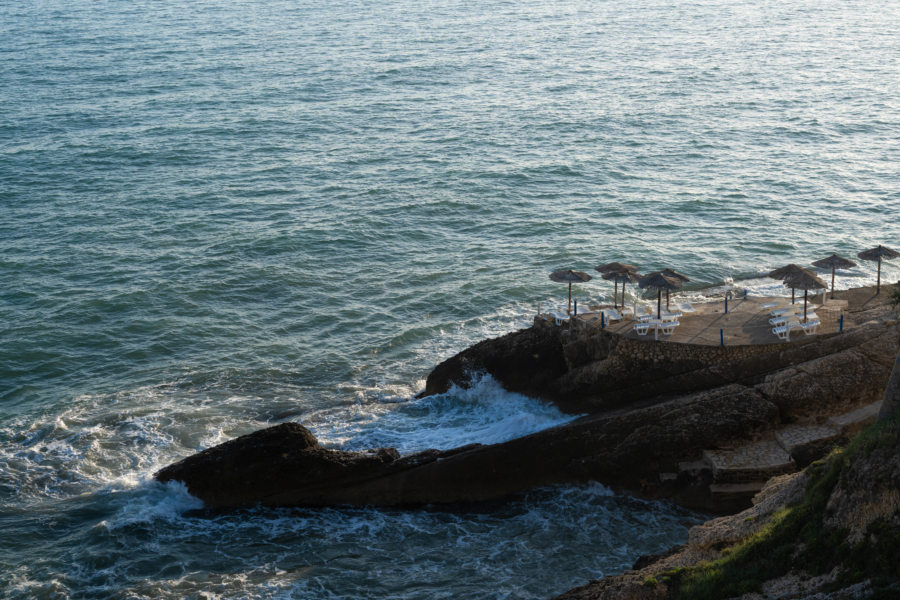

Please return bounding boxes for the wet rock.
[156,423,407,508]
[421,321,568,398]
[156,384,780,510]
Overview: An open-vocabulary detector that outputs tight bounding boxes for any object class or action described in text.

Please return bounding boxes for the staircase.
[673,399,883,504]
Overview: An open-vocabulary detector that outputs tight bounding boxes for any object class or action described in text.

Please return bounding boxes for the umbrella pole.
[792,287,795,304]
[804,289,808,323]
[666,289,670,311]
[831,266,836,300]
[614,281,618,309]
[621,280,626,310]
[657,290,661,319]
[568,282,572,316]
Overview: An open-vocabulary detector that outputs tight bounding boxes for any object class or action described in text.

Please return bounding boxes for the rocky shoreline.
[554,347,900,599]
[157,285,899,513]
[155,284,900,597]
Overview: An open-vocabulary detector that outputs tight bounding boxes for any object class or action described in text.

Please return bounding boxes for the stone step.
[678,458,711,476]
[775,423,841,453]
[828,400,883,434]
[703,440,795,484]
[709,481,766,496]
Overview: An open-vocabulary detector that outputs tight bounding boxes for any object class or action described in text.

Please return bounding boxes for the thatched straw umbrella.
[783,269,827,322]
[549,269,592,316]
[857,245,899,294]
[639,272,682,319]
[811,254,857,299]
[595,262,638,309]
[602,269,642,310]
[768,264,808,304]
[660,268,690,310]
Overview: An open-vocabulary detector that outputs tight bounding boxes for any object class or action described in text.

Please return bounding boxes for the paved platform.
[828,400,883,433]
[775,424,841,452]
[575,294,847,346]
[704,441,795,483]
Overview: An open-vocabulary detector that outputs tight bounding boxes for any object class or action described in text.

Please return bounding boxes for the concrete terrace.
[564,284,894,347]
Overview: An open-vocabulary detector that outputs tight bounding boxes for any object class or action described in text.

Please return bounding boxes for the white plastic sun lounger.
[659,320,679,335]
[672,302,696,313]
[633,321,651,335]
[770,305,803,317]
[549,310,569,326]
[633,304,653,322]
[602,308,623,322]
[772,317,803,340]
[800,319,820,335]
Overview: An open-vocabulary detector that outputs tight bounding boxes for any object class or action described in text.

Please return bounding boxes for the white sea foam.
[305,373,577,453]
[100,480,203,530]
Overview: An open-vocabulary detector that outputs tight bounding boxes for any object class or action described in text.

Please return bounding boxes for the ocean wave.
[305,372,577,453]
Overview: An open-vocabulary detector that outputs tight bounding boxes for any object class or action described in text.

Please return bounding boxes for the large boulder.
[156,423,403,508]
[421,322,568,398]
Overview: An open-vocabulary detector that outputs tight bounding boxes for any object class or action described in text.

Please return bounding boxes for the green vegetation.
[658,412,900,599]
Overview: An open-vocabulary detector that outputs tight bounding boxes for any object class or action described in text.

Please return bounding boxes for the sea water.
[1,0,898,598]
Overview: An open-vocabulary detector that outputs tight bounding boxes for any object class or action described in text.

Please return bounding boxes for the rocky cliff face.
[424,316,898,418]
[554,342,900,600]
[554,419,900,600]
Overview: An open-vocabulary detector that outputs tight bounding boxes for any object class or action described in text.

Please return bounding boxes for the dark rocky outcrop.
[421,324,569,399]
[157,384,778,510]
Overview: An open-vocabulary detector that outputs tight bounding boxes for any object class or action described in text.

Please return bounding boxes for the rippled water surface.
[2,0,899,597]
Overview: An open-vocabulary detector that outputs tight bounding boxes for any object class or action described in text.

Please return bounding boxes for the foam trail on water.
[99,480,204,530]
[304,373,577,453]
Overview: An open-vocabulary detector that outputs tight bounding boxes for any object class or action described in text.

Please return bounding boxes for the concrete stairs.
[672,399,883,503]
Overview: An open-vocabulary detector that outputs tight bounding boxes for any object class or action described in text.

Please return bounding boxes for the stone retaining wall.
[564,316,838,367]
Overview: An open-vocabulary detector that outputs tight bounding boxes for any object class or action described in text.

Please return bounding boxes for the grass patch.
[658,412,900,599]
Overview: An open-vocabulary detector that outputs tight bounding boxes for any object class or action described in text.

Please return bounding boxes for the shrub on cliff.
[657,410,900,599]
